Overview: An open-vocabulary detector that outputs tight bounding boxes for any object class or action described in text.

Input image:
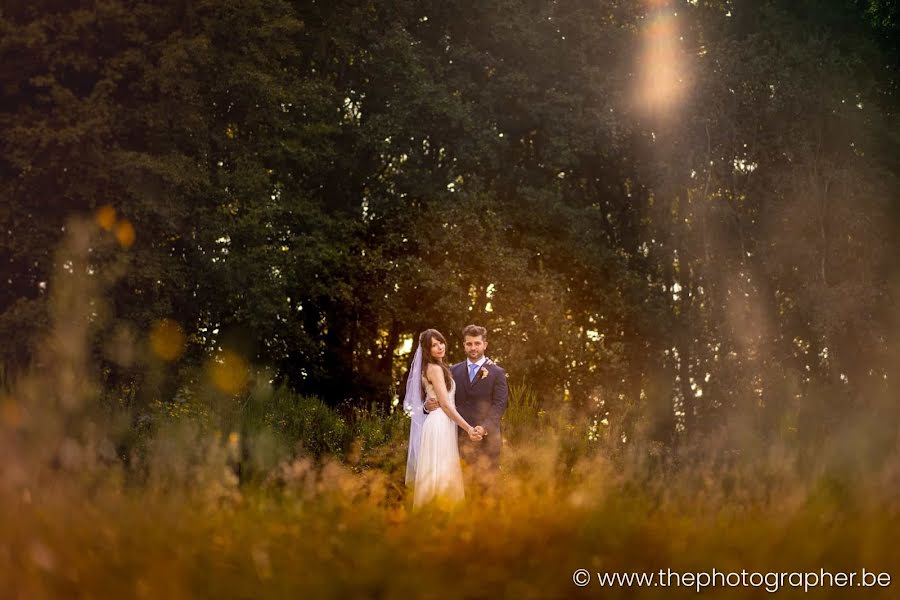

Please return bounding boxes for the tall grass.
[504,380,542,444]
[2,219,899,598]
[4,427,899,599]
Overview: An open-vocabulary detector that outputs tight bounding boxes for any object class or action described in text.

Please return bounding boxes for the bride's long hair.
[419,329,453,389]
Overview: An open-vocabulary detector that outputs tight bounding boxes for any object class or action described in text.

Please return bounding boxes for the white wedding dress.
[413,376,465,509]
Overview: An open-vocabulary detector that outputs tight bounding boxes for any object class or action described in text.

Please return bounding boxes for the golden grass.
[2,427,899,599]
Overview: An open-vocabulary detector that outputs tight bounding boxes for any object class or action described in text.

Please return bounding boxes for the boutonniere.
[478,367,489,380]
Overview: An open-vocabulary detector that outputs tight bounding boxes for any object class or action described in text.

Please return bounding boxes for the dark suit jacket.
[451,358,508,463]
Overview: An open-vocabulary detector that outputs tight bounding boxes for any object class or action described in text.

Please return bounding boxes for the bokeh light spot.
[95,205,116,231]
[209,351,249,394]
[115,220,136,248]
[149,319,186,361]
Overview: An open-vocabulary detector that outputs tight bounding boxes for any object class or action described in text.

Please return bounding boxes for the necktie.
[468,363,479,382]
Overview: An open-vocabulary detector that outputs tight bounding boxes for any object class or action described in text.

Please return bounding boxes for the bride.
[405,329,484,509]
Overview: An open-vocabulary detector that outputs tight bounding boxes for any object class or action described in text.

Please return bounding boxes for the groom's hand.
[424,396,439,412]
[469,425,486,441]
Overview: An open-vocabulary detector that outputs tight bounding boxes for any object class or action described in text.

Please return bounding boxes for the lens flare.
[636,0,686,115]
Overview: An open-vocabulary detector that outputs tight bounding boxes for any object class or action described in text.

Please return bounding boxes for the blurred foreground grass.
[3,344,900,599]
[2,403,899,599]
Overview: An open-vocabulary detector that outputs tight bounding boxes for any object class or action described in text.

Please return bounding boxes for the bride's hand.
[473,425,486,436]
[467,426,483,442]
[424,396,439,412]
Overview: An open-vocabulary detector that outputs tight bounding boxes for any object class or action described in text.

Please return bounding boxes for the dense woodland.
[2,0,898,451]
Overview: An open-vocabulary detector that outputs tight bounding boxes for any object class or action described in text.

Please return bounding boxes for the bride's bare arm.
[425,364,476,435]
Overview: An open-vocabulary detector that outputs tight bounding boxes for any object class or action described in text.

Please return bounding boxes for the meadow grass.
[2,219,898,598]
[3,395,899,599]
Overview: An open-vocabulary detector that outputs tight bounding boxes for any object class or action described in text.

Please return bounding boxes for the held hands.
[424,393,485,441]
[468,425,487,442]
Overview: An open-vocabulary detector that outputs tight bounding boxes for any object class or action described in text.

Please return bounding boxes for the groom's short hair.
[462,324,487,340]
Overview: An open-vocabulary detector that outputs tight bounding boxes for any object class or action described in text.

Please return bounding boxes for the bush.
[260,384,352,458]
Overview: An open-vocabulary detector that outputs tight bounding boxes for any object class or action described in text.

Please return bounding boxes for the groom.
[424,324,508,483]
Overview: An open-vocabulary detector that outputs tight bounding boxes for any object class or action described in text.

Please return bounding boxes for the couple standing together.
[404,325,509,509]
